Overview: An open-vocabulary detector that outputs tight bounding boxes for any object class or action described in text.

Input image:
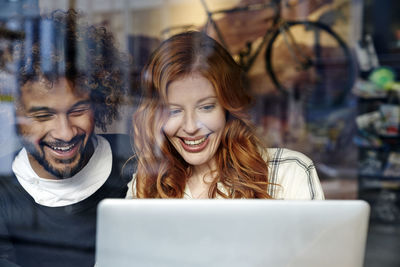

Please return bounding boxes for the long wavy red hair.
[133,31,272,198]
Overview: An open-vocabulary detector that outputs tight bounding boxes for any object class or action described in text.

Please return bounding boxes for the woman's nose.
[183,112,199,134]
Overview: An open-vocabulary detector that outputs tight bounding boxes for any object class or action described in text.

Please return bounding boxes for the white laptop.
[95,199,370,267]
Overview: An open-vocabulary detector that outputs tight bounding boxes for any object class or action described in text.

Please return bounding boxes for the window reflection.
[0,0,399,266]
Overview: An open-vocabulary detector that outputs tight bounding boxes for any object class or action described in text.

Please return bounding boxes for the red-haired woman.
[128,31,324,200]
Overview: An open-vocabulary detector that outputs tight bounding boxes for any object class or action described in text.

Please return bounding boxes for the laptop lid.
[95,199,370,267]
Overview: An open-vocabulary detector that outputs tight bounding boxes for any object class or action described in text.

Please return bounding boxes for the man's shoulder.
[0,168,30,212]
[0,148,21,178]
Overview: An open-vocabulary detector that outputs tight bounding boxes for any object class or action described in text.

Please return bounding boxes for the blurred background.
[0,0,399,266]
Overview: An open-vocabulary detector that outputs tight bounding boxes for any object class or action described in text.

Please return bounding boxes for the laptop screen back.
[95,199,370,267]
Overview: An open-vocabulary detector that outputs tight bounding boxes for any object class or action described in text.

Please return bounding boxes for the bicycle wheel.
[265,21,355,108]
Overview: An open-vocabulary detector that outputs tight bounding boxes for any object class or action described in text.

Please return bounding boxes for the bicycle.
[161,0,356,108]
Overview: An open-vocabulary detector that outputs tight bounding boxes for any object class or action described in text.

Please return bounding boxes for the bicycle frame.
[200,0,281,72]
[159,0,354,100]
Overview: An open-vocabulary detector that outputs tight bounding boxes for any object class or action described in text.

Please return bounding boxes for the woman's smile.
[179,134,211,153]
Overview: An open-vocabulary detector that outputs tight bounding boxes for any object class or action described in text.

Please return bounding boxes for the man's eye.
[69,107,90,116]
[29,114,54,121]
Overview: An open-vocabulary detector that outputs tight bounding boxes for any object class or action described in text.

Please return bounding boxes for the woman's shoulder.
[262,147,324,200]
[263,147,316,183]
[262,147,314,166]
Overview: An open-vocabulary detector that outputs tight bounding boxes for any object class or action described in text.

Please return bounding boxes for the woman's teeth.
[183,136,207,146]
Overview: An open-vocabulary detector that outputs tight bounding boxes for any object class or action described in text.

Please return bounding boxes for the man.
[0,10,133,267]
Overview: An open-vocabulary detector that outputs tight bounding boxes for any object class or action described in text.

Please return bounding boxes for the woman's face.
[163,73,226,168]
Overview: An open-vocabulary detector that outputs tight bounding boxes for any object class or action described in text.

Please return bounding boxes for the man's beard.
[23,134,92,179]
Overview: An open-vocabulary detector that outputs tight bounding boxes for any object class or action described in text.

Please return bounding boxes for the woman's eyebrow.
[167,96,217,106]
[197,96,217,103]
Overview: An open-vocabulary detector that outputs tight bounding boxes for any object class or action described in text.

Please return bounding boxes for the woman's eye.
[200,104,215,111]
[169,109,182,116]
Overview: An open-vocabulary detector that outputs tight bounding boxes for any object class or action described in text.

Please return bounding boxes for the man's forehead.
[18,77,90,109]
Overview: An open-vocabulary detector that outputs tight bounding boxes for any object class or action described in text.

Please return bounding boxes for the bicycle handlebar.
[284,0,324,8]
[200,0,307,17]
[210,2,276,15]
[200,0,279,14]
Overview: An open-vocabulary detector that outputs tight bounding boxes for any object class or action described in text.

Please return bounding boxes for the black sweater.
[0,134,135,267]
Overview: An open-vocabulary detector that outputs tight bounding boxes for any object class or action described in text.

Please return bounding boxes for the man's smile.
[41,135,85,159]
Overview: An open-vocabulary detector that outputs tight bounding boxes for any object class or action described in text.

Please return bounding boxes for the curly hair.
[15,9,126,131]
[133,31,273,199]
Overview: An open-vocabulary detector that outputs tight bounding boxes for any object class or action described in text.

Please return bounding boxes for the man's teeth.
[183,136,207,146]
[50,144,75,151]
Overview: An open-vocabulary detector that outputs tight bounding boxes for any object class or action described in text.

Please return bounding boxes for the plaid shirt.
[264,148,324,200]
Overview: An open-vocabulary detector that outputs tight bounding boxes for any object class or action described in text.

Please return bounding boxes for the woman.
[128,31,324,200]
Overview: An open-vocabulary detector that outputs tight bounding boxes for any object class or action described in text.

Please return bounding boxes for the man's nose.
[50,114,76,141]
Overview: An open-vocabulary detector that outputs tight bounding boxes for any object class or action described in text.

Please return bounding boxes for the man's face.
[16,77,95,179]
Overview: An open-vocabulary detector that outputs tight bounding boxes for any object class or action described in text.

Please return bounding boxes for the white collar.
[12,135,112,207]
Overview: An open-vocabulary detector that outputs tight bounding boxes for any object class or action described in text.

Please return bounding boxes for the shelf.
[359,180,400,191]
[359,174,400,181]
